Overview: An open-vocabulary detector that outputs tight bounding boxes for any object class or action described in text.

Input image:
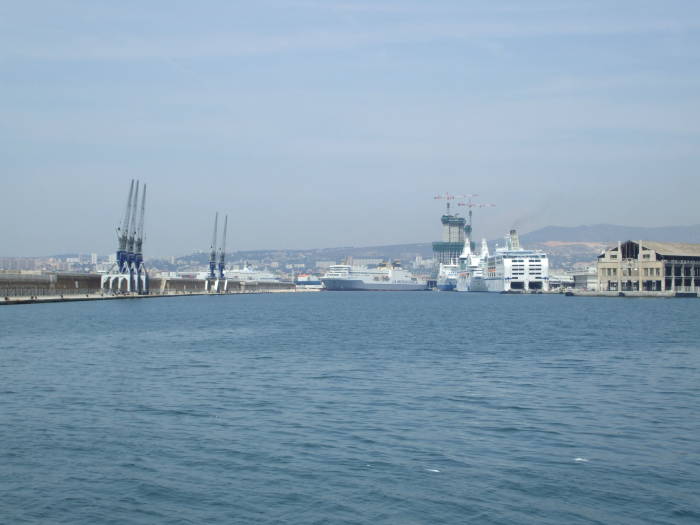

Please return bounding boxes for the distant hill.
[520,224,700,244]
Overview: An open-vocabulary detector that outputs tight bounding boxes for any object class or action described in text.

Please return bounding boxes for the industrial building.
[597,240,700,293]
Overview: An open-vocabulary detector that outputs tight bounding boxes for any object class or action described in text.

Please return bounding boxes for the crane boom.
[118,180,134,250]
[218,214,228,279]
[127,181,140,256]
[209,212,218,279]
[135,184,147,256]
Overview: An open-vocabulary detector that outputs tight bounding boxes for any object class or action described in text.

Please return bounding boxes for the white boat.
[457,230,549,292]
[322,261,428,291]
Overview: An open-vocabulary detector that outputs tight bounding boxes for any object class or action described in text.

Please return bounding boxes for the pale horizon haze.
[2,1,699,257]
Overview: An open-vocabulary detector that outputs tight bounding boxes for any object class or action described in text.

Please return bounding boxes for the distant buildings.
[597,241,700,292]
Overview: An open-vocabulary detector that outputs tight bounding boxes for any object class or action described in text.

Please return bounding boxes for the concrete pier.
[0,272,301,306]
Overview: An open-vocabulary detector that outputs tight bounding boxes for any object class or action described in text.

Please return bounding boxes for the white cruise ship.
[457,230,549,292]
[322,261,428,291]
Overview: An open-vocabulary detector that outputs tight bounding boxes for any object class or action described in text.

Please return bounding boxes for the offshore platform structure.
[206,212,229,292]
[102,179,149,294]
[432,193,495,264]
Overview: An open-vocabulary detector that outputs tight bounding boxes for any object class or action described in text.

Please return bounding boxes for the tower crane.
[457,198,496,239]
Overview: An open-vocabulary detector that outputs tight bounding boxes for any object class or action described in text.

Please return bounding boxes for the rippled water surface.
[1,293,699,524]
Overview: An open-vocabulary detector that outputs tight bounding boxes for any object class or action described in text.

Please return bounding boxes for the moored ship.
[436,261,459,291]
[457,230,549,292]
[322,261,428,291]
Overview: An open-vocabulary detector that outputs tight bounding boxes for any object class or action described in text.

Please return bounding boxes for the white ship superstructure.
[456,238,487,292]
[457,231,549,292]
[481,230,549,292]
[322,262,428,291]
[436,261,459,291]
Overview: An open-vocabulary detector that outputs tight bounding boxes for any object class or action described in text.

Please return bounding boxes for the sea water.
[1,293,699,524]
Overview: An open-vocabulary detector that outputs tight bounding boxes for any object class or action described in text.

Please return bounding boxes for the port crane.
[117,179,135,274]
[209,212,219,280]
[104,179,149,294]
[218,214,228,280]
[134,184,148,294]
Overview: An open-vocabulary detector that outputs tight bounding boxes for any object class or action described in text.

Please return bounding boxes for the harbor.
[3,186,699,303]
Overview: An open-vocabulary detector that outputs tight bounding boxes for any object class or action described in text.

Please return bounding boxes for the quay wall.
[1,272,296,301]
[0,272,101,298]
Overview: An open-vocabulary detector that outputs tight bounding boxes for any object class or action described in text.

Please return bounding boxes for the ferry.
[436,261,459,291]
[457,230,549,292]
[322,261,428,291]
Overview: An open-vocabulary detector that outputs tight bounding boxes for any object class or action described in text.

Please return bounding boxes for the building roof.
[640,241,700,257]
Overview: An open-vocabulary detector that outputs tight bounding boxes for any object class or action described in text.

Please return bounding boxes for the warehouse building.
[597,241,700,292]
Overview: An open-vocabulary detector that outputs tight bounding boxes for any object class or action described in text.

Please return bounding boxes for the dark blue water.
[1,293,699,524]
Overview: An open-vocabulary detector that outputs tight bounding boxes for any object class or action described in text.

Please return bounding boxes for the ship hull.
[457,276,546,292]
[322,278,428,291]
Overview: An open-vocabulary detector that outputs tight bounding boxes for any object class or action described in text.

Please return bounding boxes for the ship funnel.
[509,229,521,250]
[460,237,472,259]
[481,238,489,257]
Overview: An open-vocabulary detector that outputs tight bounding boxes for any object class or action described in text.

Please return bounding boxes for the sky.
[2,0,699,257]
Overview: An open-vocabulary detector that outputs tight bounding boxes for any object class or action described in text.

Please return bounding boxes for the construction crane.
[457,197,496,239]
[434,192,458,215]
[209,212,219,280]
[218,214,228,280]
[117,179,134,273]
[434,192,478,215]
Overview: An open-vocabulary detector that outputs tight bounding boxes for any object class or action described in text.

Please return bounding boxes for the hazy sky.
[2,1,699,256]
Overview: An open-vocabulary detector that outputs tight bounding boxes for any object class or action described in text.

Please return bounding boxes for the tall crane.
[134,184,147,293]
[433,192,458,215]
[126,180,140,267]
[209,212,219,280]
[134,184,147,262]
[117,179,134,273]
[457,197,495,239]
[218,214,228,280]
